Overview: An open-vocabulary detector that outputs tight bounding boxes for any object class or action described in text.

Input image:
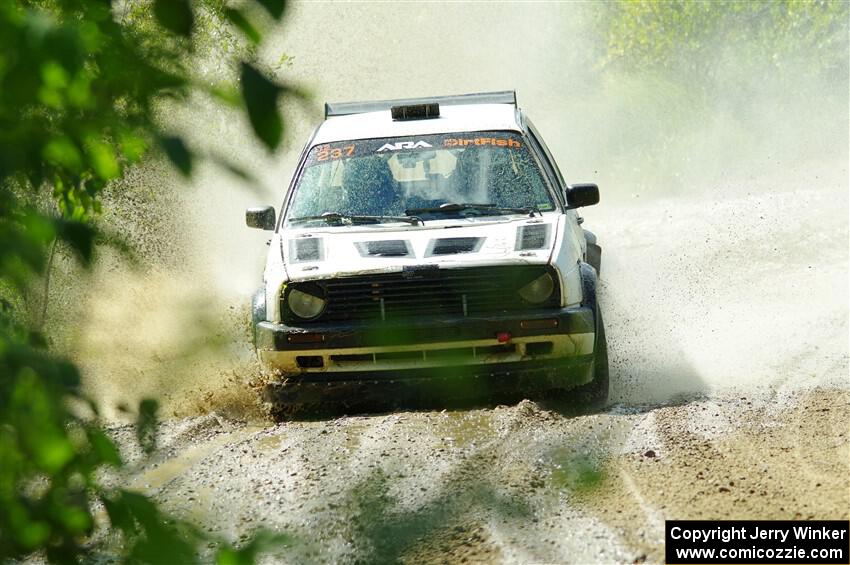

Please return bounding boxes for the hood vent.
[428,237,483,256]
[515,224,550,250]
[355,240,413,258]
[289,237,323,262]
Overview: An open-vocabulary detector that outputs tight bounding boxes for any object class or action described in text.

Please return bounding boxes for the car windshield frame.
[280,130,561,229]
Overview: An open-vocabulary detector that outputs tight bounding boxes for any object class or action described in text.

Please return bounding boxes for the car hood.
[279,215,560,282]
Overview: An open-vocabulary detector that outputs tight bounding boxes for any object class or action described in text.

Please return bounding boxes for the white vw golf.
[246,91,607,414]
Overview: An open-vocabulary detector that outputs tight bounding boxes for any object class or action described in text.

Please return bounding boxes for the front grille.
[284,265,559,323]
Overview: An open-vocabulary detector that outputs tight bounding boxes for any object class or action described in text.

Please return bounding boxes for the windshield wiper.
[405,203,538,217]
[289,212,423,226]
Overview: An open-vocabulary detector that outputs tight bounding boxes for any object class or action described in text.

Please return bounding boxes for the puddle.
[432,410,496,449]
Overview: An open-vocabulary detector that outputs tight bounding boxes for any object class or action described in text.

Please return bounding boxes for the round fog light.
[519,272,555,304]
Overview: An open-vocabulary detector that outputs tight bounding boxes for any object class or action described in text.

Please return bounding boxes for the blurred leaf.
[119,131,148,163]
[210,154,257,184]
[253,0,287,20]
[43,137,84,173]
[41,61,69,89]
[59,507,92,534]
[85,139,121,180]
[136,398,159,456]
[36,435,75,473]
[55,219,95,265]
[154,0,195,37]
[224,8,261,44]
[102,492,137,536]
[24,212,59,248]
[240,63,282,150]
[207,84,242,107]
[216,530,292,565]
[54,359,83,390]
[67,73,92,108]
[159,136,193,177]
[95,225,141,266]
[88,427,122,466]
[17,521,51,549]
[120,491,201,565]
[120,490,159,529]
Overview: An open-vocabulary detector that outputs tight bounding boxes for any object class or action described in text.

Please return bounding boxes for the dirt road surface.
[100,165,849,564]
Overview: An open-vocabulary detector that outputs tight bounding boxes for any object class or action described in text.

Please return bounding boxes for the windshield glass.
[284,131,555,226]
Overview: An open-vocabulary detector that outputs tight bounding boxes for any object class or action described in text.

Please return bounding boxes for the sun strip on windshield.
[305,132,524,167]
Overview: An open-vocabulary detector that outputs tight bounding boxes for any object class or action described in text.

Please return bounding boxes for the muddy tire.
[573,309,609,404]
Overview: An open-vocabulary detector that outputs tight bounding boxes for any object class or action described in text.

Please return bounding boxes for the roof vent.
[391,103,440,121]
[429,237,483,256]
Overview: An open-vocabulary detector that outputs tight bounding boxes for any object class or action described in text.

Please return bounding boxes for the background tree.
[598,0,847,79]
[582,0,848,192]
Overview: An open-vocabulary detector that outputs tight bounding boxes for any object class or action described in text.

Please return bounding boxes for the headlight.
[287,286,327,319]
[518,272,555,304]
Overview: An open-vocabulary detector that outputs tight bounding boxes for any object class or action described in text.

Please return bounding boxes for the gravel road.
[97,163,848,564]
[108,388,847,564]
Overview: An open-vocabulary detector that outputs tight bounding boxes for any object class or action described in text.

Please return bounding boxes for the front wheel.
[573,309,609,404]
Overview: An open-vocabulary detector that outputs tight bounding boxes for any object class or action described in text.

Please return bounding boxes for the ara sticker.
[376,140,433,152]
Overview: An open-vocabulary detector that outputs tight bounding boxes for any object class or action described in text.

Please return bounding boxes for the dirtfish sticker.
[443,137,521,148]
[377,140,433,152]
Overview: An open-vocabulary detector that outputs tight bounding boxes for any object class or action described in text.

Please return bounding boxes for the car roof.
[311,103,524,145]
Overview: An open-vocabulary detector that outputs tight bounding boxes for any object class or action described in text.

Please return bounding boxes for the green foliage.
[0,0,299,562]
[254,0,287,20]
[598,0,848,79]
[159,136,194,177]
[154,0,195,37]
[241,63,285,149]
[585,0,849,192]
[225,7,262,45]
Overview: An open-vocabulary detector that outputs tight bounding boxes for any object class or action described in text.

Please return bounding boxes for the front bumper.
[256,306,596,387]
[263,357,596,408]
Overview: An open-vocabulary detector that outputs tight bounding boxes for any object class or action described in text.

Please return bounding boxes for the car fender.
[263,232,288,322]
[549,214,584,307]
[251,286,266,346]
[579,262,599,312]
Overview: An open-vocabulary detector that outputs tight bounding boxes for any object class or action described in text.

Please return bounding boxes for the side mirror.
[565,183,599,209]
[246,206,276,230]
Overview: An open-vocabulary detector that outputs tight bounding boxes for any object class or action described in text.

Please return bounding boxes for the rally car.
[246,91,606,414]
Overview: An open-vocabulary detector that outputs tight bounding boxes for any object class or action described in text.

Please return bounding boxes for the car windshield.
[284,131,555,226]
